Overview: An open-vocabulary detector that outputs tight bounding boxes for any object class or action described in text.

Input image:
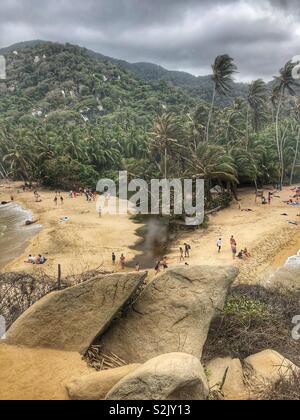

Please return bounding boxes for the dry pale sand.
[0,343,91,400]
[167,187,300,283]
[1,181,300,283]
[0,182,145,277]
[1,183,300,401]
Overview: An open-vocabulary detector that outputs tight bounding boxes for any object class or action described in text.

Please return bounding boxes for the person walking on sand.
[162,256,168,269]
[120,254,126,270]
[216,238,222,253]
[112,252,116,265]
[54,196,58,206]
[184,243,191,258]
[179,247,184,261]
[155,260,161,275]
[60,196,64,205]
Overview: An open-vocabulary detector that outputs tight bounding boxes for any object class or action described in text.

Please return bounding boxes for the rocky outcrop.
[6,272,147,354]
[206,357,250,400]
[244,350,300,386]
[106,353,209,400]
[66,364,141,400]
[206,350,300,400]
[99,266,238,363]
[0,343,91,400]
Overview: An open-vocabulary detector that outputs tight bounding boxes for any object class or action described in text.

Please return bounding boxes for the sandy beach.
[1,181,300,283]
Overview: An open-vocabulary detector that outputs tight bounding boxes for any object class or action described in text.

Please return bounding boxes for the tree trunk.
[206,85,216,143]
[290,129,300,185]
[246,106,250,150]
[275,88,284,190]
[164,147,167,179]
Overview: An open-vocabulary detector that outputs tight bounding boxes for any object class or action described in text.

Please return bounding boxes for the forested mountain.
[0,41,195,123]
[0,42,197,187]
[0,40,251,106]
[0,41,299,197]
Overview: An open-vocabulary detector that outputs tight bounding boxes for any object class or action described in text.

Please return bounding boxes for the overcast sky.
[0,0,300,82]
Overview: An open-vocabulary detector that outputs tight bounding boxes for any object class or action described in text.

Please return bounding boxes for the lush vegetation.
[0,42,300,199]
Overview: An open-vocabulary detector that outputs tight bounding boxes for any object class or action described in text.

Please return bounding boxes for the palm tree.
[150,113,182,179]
[206,55,237,142]
[247,79,268,145]
[273,61,299,188]
[185,143,238,184]
[290,99,300,185]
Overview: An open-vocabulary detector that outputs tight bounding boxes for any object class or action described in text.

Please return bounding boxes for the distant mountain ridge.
[0,40,251,106]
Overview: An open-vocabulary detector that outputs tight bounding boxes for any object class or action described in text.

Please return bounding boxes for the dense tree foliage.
[0,42,299,196]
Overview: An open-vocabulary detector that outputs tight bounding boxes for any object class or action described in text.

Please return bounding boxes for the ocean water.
[0,203,41,268]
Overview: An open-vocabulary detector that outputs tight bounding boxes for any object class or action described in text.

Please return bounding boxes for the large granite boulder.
[206,357,250,400]
[244,350,300,386]
[106,353,209,400]
[66,364,141,400]
[6,272,147,354]
[99,266,238,363]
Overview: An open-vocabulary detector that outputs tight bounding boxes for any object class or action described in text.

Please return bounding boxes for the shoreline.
[1,182,300,284]
[0,200,41,268]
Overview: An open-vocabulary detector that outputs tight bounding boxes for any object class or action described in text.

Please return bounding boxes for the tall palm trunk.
[164,147,167,179]
[206,85,216,143]
[246,106,250,151]
[290,128,300,185]
[275,87,284,190]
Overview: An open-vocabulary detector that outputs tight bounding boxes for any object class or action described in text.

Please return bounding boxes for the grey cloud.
[0,0,299,81]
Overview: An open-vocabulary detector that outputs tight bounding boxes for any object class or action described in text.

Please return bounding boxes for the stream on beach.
[0,203,41,268]
[0,203,299,286]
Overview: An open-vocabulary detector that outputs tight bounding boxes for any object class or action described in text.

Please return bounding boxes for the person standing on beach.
[120,254,126,270]
[268,192,273,205]
[216,238,222,253]
[230,236,237,259]
[60,196,64,205]
[179,247,184,261]
[184,243,191,258]
[54,196,58,206]
[112,252,116,265]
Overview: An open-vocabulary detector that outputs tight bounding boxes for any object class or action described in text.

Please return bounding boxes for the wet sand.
[0,202,41,268]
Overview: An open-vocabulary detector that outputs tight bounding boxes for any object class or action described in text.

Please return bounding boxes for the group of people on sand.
[69,188,97,202]
[25,254,47,265]
[261,192,273,205]
[179,243,191,261]
[54,194,64,205]
[216,236,251,261]
[21,182,33,192]
[112,252,127,270]
[154,256,170,275]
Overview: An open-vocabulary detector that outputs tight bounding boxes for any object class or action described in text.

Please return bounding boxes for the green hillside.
[0,41,299,194]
